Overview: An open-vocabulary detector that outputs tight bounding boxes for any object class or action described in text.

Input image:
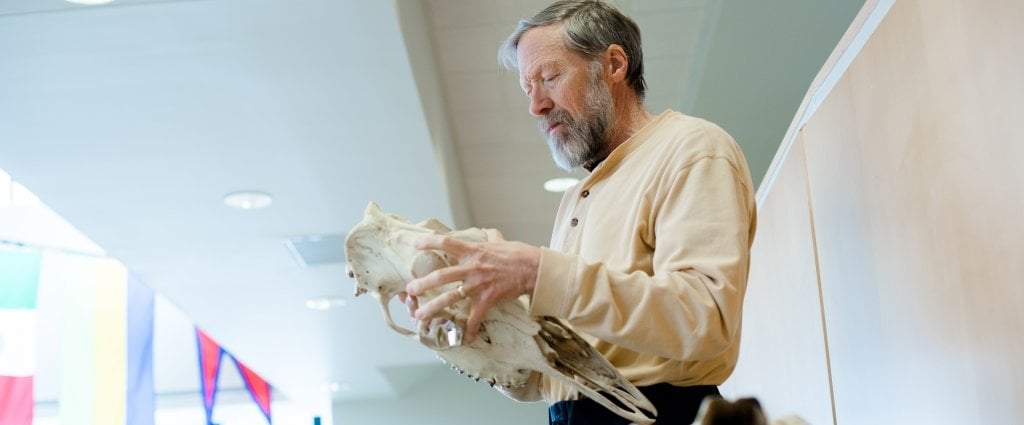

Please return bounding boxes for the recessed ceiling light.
[543,177,580,193]
[223,191,273,210]
[305,296,347,310]
[64,0,114,5]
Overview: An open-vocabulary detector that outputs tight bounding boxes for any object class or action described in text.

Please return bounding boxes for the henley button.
[581,190,590,198]
[570,218,579,227]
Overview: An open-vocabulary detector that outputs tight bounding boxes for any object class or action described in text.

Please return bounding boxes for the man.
[406,1,757,423]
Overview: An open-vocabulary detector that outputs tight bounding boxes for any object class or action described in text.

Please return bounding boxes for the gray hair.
[498,0,646,100]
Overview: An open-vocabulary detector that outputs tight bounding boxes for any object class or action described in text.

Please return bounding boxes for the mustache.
[539,109,574,132]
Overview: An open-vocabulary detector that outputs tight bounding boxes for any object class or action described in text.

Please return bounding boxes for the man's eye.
[542,75,557,83]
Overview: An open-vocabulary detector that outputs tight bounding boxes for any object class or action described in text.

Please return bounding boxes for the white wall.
[726,0,1024,423]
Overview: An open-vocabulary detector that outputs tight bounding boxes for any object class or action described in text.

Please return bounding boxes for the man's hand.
[405,229,540,344]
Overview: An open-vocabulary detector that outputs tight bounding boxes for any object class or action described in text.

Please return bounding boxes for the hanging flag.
[125,274,155,425]
[196,328,225,425]
[0,248,42,425]
[235,358,272,423]
[49,253,155,425]
[196,328,272,424]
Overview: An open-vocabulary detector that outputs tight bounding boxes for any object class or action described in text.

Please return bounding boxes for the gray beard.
[539,74,614,171]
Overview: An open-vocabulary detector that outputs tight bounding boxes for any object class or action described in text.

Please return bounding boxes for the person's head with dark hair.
[694,397,770,425]
[499,0,651,171]
[499,0,646,99]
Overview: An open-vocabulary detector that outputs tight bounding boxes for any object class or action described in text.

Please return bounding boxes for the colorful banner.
[0,248,41,425]
[125,274,155,425]
[49,253,155,425]
[196,328,272,424]
[236,359,272,423]
[197,328,225,425]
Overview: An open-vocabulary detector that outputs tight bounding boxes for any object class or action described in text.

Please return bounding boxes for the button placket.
[571,187,590,228]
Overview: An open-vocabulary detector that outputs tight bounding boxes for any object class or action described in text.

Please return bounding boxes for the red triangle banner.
[196,328,224,425]
[196,327,272,424]
[235,358,272,423]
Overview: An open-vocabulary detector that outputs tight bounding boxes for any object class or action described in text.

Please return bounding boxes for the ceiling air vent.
[283,234,347,267]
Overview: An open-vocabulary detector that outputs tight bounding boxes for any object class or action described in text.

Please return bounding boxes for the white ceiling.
[0,0,863,420]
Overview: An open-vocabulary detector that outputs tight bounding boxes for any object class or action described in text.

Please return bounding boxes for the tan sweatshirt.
[530,110,758,402]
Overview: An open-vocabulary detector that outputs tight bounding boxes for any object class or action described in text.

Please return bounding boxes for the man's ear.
[604,44,629,83]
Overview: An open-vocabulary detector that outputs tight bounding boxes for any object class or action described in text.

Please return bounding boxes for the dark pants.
[548,384,720,425]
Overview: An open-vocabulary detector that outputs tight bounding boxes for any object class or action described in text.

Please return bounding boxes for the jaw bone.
[344,202,657,424]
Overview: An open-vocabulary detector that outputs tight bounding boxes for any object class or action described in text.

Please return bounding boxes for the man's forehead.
[516,25,567,72]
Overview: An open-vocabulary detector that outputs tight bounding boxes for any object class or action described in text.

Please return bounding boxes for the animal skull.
[344,202,657,424]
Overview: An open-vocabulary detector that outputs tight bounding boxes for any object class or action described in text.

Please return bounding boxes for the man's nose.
[528,90,553,117]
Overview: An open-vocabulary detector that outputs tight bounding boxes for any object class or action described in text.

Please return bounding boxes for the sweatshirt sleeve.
[530,155,755,361]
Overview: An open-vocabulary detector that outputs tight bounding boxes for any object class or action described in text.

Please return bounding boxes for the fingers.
[464,301,489,344]
[406,263,470,296]
[415,234,473,255]
[406,234,478,297]
[400,292,419,316]
[408,232,510,346]
[413,286,465,321]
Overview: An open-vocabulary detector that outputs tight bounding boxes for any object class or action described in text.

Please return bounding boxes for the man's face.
[517,26,613,171]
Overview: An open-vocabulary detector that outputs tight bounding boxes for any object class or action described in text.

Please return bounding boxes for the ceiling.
[0,0,863,419]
